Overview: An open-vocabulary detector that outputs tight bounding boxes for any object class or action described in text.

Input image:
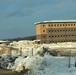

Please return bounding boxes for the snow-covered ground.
[0,41,76,75]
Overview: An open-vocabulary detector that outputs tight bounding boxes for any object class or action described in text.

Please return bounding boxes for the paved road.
[0,68,24,75]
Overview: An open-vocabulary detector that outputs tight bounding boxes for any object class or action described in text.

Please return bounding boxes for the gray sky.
[0,0,76,39]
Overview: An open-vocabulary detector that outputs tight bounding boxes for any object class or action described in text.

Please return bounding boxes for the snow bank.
[12,54,76,75]
[0,42,76,75]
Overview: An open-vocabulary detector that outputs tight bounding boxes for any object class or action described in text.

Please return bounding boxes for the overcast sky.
[0,0,76,39]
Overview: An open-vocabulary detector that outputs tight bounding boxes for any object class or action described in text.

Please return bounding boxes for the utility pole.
[75,57,76,67]
[31,48,33,56]
[68,49,71,68]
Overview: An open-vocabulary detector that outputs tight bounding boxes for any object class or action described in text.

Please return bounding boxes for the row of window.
[43,40,76,43]
[43,23,76,27]
[43,35,76,38]
[49,35,76,38]
[48,29,76,32]
[49,40,76,43]
[43,29,76,32]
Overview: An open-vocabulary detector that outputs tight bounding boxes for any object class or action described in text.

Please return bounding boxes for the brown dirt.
[0,68,25,75]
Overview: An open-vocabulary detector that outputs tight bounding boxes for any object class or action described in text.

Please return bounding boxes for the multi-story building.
[35,20,76,44]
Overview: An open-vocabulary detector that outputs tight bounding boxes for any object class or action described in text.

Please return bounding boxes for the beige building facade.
[35,20,76,44]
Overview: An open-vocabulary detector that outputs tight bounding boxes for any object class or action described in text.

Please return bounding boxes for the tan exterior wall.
[36,24,41,35]
[35,21,76,44]
[36,24,42,40]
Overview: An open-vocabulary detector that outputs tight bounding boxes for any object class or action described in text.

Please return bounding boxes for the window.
[57,24,59,26]
[43,36,45,38]
[49,36,51,37]
[54,24,56,26]
[58,35,59,37]
[48,25,50,27]
[48,30,51,32]
[69,35,70,36]
[61,35,62,37]
[60,24,61,26]
[55,35,57,37]
[54,30,56,32]
[66,30,67,31]
[43,25,45,27]
[63,24,64,26]
[69,30,70,31]
[50,41,52,43]
[71,24,73,26]
[52,30,53,32]
[43,42,45,43]
[43,30,45,32]
[66,24,67,26]
[60,30,62,31]
[63,30,65,31]
[57,30,59,32]
[68,24,70,26]
[52,41,54,43]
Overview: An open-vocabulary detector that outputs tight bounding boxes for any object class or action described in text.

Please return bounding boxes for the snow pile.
[0,54,9,68]
[12,56,25,72]
[1,42,76,75]
[10,54,76,75]
[46,42,76,49]
[10,45,76,75]
[0,54,17,69]
[9,40,38,56]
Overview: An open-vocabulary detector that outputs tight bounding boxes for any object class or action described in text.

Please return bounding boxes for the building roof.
[35,20,76,24]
